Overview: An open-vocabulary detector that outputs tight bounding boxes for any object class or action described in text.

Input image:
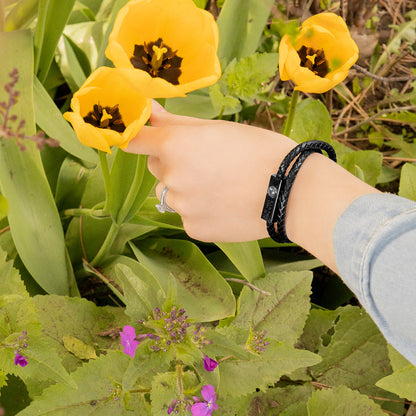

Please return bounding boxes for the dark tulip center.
[83,103,126,132]
[130,38,183,85]
[297,46,329,78]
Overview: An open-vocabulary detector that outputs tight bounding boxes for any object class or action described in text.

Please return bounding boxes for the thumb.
[149,100,207,127]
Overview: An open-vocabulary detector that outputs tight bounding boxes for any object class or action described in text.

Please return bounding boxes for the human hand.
[126,101,297,242]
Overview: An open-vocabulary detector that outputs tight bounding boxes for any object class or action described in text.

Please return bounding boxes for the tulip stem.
[98,150,111,212]
[282,89,299,137]
[90,222,120,266]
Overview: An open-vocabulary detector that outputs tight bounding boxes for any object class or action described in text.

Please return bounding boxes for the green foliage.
[399,163,416,200]
[286,98,333,143]
[307,385,386,416]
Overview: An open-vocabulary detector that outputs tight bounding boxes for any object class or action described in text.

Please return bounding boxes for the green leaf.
[131,239,236,322]
[0,374,31,415]
[34,0,76,82]
[33,295,129,372]
[399,163,416,200]
[218,340,320,397]
[103,256,165,320]
[55,35,88,92]
[62,335,97,360]
[33,77,97,164]
[376,364,416,401]
[307,385,385,416]
[108,150,155,224]
[340,150,383,187]
[208,83,242,115]
[310,306,395,400]
[224,53,278,102]
[0,30,77,296]
[16,351,149,415]
[286,98,333,143]
[5,0,38,31]
[232,271,312,345]
[216,241,265,282]
[217,0,276,66]
[151,371,199,416]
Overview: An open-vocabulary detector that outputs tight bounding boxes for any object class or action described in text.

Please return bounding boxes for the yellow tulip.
[279,13,359,93]
[105,0,221,98]
[63,67,151,154]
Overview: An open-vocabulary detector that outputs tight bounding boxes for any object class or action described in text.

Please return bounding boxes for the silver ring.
[155,186,176,213]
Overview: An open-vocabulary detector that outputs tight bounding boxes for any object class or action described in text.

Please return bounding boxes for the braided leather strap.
[261,140,337,243]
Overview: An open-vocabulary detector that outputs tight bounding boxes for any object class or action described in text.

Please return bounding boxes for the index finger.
[125,125,166,156]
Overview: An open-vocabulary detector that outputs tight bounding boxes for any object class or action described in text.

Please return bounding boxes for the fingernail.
[151,100,167,112]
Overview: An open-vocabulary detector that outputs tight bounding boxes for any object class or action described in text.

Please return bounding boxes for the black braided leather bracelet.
[261,140,337,243]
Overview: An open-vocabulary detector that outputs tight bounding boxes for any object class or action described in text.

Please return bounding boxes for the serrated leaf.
[33,295,129,372]
[209,83,241,114]
[131,239,236,322]
[218,341,320,397]
[0,370,7,391]
[62,335,97,360]
[151,371,198,416]
[225,53,278,102]
[233,271,312,345]
[311,306,394,400]
[286,98,332,143]
[399,163,416,201]
[307,385,385,416]
[16,351,149,415]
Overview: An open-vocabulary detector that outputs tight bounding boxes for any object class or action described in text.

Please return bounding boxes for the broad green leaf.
[122,343,172,391]
[102,256,165,320]
[307,385,385,416]
[33,77,97,164]
[208,83,242,115]
[54,157,91,210]
[0,30,76,296]
[311,306,396,401]
[224,53,278,102]
[387,344,413,372]
[166,89,235,119]
[34,0,76,82]
[0,374,31,415]
[5,0,38,31]
[16,351,149,415]
[151,371,199,416]
[233,271,312,345]
[216,241,265,282]
[376,364,416,401]
[286,98,332,143]
[131,239,236,322]
[399,163,416,201]
[62,335,97,360]
[218,341,320,397]
[217,0,276,66]
[33,295,129,372]
[222,384,313,416]
[340,150,383,187]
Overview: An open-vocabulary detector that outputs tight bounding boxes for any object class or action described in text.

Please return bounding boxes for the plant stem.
[282,89,299,137]
[90,222,120,266]
[115,155,145,223]
[176,362,183,399]
[61,208,109,219]
[98,150,111,212]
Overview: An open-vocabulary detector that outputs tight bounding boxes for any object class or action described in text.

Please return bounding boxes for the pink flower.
[119,325,140,358]
[191,385,218,416]
[203,355,218,372]
[14,353,28,367]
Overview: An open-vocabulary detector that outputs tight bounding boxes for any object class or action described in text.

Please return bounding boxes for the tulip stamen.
[298,46,328,78]
[131,38,183,85]
[84,104,126,133]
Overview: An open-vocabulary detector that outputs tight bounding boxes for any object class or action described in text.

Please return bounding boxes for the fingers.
[149,100,208,127]
[155,181,176,213]
[147,155,163,179]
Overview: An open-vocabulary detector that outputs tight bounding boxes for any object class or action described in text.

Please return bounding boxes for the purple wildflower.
[203,355,218,372]
[14,353,28,367]
[119,325,140,358]
[191,385,218,416]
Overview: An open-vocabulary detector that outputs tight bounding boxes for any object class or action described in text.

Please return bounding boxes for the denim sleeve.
[333,193,416,366]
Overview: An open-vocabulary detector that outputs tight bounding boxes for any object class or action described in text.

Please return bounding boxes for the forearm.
[283,152,380,273]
